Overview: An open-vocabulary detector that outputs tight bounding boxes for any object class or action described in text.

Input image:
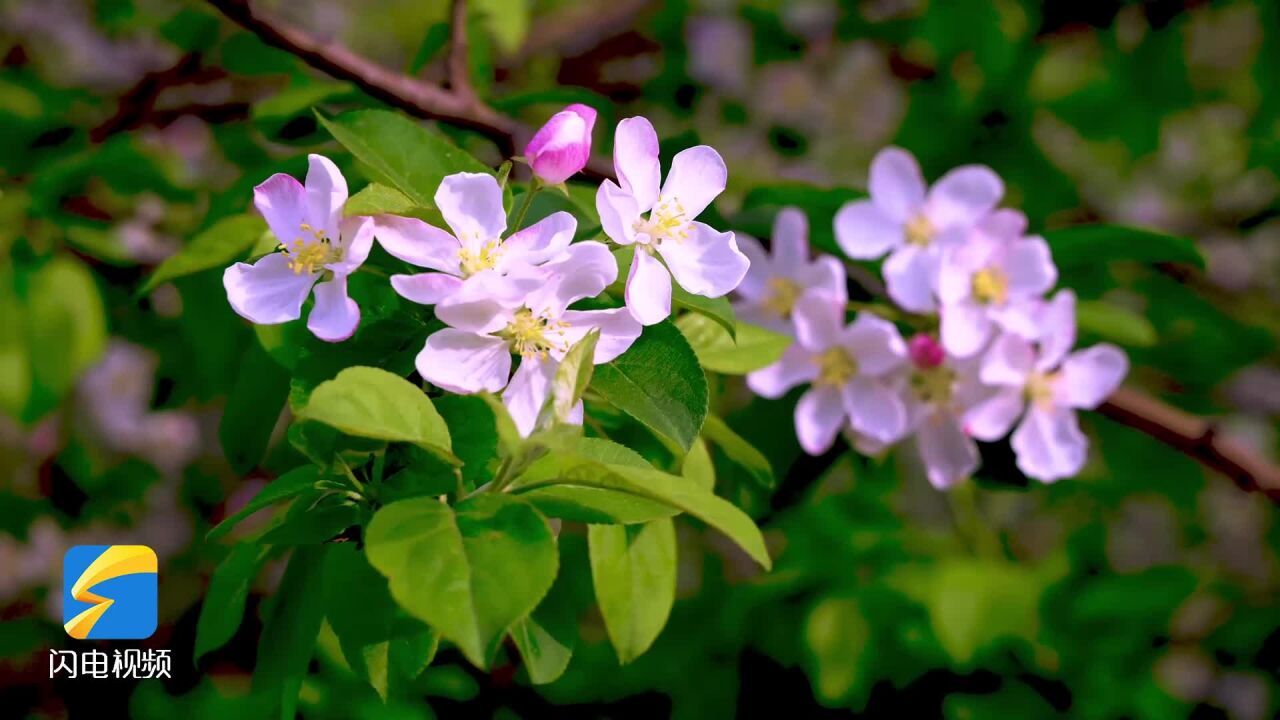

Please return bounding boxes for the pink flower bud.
[908,333,945,369]
[524,104,597,185]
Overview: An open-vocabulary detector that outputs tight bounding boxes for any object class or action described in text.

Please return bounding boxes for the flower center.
[1026,371,1057,409]
[458,238,502,277]
[971,267,1009,305]
[910,365,956,406]
[632,197,689,249]
[905,214,934,246]
[281,223,342,275]
[815,347,857,387]
[761,277,802,317]
[499,307,569,359]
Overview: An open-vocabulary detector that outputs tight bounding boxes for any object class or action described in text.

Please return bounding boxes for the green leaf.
[1076,299,1158,348]
[682,438,715,491]
[701,414,776,489]
[365,494,559,668]
[252,546,328,720]
[344,183,419,217]
[588,519,677,664]
[256,499,359,545]
[296,366,455,463]
[804,597,871,705]
[552,329,599,423]
[195,544,273,664]
[435,395,500,489]
[512,437,677,523]
[207,465,322,541]
[25,256,106,408]
[0,268,29,416]
[219,342,290,474]
[142,214,267,293]
[510,438,771,569]
[591,321,708,452]
[473,0,530,53]
[1043,224,1205,269]
[509,614,573,685]
[316,109,489,209]
[675,314,790,375]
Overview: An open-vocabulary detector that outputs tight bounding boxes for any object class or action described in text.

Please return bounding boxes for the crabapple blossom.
[896,333,989,489]
[524,103,597,185]
[747,293,909,455]
[734,207,846,333]
[374,172,576,306]
[834,146,1003,313]
[964,291,1129,482]
[223,154,374,342]
[937,209,1057,356]
[596,116,749,325]
[417,242,642,436]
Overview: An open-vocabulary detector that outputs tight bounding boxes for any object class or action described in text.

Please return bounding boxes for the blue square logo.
[62,545,158,640]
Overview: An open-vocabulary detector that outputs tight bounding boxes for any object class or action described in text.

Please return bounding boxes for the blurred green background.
[3,0,1280,717]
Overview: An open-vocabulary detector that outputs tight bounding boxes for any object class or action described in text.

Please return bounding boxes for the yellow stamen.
[815,347,857,387]
[500,308,570,359]
[1026,372,1057,409]
[971,267,1009,305]
[910,365,956,406]
[458,237,502,276]
[905,214,934,246]
[632,198,689,247]
[761,277,802,317]
[281,223,342,275]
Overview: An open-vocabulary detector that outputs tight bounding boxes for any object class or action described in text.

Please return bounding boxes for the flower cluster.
[223,110,748,436]
[742,147,1129,485]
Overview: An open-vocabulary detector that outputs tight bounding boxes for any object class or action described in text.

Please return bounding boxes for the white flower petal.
[253,173,308,248]
[390,272,463,305]
[625,248,673,326]
[1056,344,1128,409]
[613,117,662,212]
[1003,236,1057,297]
[435,172,507,245]
[834,199,902,260]
[372,215,462,274]
[527,241,617,317]
[305,154,347,241]
[925,164,1003,230]
[980,332,1035,387]
[791,291,844,351]
[771,207,809,273]
[1011,406,1088,482]
[328,215,375,276]
[223,253,317,325]
[504,356,557,437]
[747,345,815,398]
[842,312,907,376]
[500,211,576,270]
[734,233,770,300]
[660,145,727,220]
[803,255,848,304]
[916,414,979,489]
[560,308,642,363]
[989,300,1041,338]
[596,179,640,245]
[1036,289,1077,371]
[868,147,926,222]
[941,300,993,357]
[307,275,360,342]
[844,377,908,443]
[976,208,1028,240]
[795,385,846,455]
[883,244,938,313]
[418,329,512,394]
[658,222,748,298]
[436,271,530,334]
[963,387,1024,441]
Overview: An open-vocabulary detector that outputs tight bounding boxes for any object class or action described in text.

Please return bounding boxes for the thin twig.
[448,0,473,101]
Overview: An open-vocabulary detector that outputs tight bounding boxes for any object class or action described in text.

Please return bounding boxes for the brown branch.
[204,1,1280,501]
[447,0,474,101]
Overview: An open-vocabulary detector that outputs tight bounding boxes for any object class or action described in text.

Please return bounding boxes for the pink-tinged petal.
[253,173,308,247]
[735,303,791,335]
[223,253,317,324]
[976,208,1028,241]
[842,312,907,376]
[596,179,640,245]
[1003,236,1057,297]
[560,308,642,364]
[307,275,360,342]
[883,244,938,313]
[304,154,347,241]
[660,145,727,219]
[328,215,374,276]
[795,385,847,455]
[844,377,908,443]
[436,271,531,334]
[525,104,596,185]
[937,242,983,305]
[981,332,1035,387]
[390,272,463,305]
[500,211,576,271]
[658,222,748,298]
[791,291,844,351]
[625,248,673,326]
[746,344,815,398]
[734,233,770,300]
[963,387,1024,441]
[1056,344,1127,409]
[417,329,512,394]
[868,147,926,223]
[372,215,462,274]
[504,356,557,437]
[1011,406,1088,482]
[940,300,993,357]
[771,207,809,272]
[989,300,1041,338]
[1035,289,1076,371]
[435,172,507,245]
[527,241,617,316]
[925,164,1003,230]
[802,255,848,304]
[613,117,662,212]
[916,414,979,489]
[834,199,902,260]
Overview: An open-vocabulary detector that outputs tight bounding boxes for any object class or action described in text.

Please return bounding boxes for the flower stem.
[511,179,542,231]
[846,301,901,322]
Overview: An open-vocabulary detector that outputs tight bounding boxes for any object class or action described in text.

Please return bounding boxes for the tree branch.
[448,0,473,101]
[204,0,1280,502]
